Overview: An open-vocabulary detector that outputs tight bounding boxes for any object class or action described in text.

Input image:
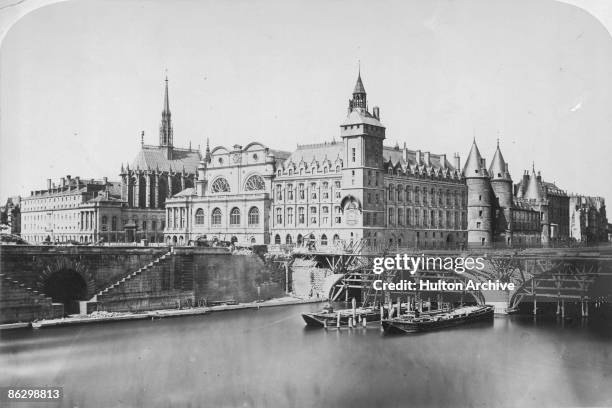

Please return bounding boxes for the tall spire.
[159,74,173,149]
[163,75,170,114]
[349,67,367,112]
[205,138,211,163]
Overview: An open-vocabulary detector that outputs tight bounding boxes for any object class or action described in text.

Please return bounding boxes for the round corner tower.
[489,143,513,246]
[463,141,493,247]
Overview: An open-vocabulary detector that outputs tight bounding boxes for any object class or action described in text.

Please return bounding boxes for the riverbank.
[0,296,325,330]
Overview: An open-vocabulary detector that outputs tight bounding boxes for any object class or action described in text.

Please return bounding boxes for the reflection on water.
[1,304,611,408]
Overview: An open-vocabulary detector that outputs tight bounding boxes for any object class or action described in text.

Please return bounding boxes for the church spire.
[159,75,173,149]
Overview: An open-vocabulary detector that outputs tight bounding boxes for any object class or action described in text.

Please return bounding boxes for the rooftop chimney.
[440,154,446,168]
[424,152,431,166]
[454,153,461,170]
[47,179,52,190]
[416,150,422,165]
[373,106,380,120]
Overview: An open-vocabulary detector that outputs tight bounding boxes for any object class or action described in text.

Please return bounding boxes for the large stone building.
[569,195,607,243]
[21,176,117,243]
[165,72,468,248]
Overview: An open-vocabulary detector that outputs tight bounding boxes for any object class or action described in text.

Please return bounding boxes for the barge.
[382,305,494,334]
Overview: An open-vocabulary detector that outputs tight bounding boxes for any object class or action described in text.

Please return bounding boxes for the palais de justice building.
[165,72,588,248]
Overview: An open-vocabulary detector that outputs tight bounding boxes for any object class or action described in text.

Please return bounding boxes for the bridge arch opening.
[44,269,89,315]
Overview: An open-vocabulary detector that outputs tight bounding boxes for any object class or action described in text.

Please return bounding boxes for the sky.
[1,0,612,204]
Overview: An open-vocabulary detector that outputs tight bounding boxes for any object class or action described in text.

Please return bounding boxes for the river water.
[1,303,611,408]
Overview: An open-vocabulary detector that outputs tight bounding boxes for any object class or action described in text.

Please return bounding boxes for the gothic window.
[245,175,265,191]
[230,208,240,225]
[286,235,292,244]
[388,184,394,201]
[333,234,340,244]
[211,177,230,193]
[195,209,205,225]
[321,234,328,246]
[211,208,222,226]
[275,234,281,244]
[248,207,259,225]
[388,208,394,225]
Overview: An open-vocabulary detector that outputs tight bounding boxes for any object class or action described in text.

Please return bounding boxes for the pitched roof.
[131,146,201,173]
[342,109,384,127]
[382,146,455,170]
[284,142,343,167]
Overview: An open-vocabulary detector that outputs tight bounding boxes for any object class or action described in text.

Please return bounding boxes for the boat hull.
[302,309,380,328]
[382,305,494,334]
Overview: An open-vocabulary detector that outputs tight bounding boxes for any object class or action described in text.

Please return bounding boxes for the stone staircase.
[0,273,54,304]
[90,249,174,302]
[0,273,62,323]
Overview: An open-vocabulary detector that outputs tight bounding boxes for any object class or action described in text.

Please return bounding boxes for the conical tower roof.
[353,73,366,94]
[524,169,543,201]
[489,143,511,181]
[462,140,486,178]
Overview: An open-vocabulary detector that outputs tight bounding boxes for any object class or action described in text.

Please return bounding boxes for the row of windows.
[277,165,342,177]
[168,207,261,228]
[275,181,342,201]
[273,233,341,245]
[274,205,342,225]
[385,185,464,207]
[382,208,466,229]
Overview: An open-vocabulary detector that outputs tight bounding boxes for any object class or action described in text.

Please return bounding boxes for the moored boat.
[382,305,494,334]
[302,304,381,328]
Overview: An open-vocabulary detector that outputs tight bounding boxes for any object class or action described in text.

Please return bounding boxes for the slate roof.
[383,146,454,170]
[342,110,384,127]
[130,146,201,173]
[284,142,343,167]
[462,141,486,178]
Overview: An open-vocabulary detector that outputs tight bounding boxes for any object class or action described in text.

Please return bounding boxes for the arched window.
[274,234,281,244]
[297,234,303,245]
[248,207,259,225]
[211,208,222,226]
[333,234,340,244]
[211,177,230,193]
[286,235,292,244]
[195,209,205,225]
[230,208,240,225]
[245,175,265,191]
[321,234,328,246]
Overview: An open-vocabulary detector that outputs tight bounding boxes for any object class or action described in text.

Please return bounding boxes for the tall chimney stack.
[454,153,461,170]
[47,179,52,190]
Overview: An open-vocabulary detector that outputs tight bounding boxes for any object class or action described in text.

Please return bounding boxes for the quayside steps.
[89,249,174,302]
